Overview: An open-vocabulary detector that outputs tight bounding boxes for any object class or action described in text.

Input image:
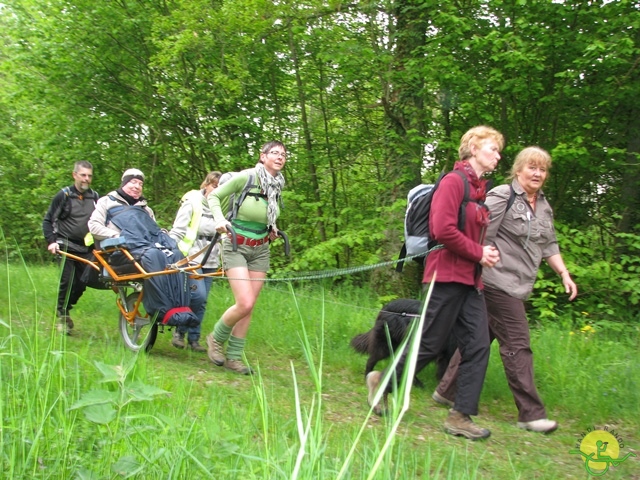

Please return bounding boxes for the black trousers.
[387,282,490,416]
[57,250,92,316]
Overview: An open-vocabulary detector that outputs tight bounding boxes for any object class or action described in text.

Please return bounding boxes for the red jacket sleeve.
[430,173,484,263]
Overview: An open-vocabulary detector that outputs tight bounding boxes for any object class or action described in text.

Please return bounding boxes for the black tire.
[119,291,157,353]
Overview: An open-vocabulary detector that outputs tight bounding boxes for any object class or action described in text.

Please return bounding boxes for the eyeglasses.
[267,150,287,159]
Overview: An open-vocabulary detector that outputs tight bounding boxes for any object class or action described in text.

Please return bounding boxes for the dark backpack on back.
[396,171,470,272]
[54,186,99,222]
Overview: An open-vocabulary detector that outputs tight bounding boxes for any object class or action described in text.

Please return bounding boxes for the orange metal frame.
[60,244,224,326]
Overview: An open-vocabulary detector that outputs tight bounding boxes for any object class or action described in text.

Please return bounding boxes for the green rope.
[171,248,440,283]
[213,251,429,282]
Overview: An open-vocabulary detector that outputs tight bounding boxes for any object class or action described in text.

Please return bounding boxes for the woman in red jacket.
[433,146,577,434]
[367,125,503,440]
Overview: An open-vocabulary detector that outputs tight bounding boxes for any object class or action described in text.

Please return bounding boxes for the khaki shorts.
[221,239,270,272]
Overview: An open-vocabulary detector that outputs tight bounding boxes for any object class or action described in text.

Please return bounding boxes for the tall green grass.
[1,260,638,479]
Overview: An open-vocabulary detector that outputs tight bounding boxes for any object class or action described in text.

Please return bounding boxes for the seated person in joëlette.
[88,168,207,344]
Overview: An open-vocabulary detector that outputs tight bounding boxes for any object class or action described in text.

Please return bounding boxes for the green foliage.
[1,0,640,305]
[69,359,169,422]
[1,261,639,478]
[528,221,640,329]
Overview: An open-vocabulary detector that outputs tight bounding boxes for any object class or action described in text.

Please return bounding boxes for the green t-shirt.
[209,169,280,239]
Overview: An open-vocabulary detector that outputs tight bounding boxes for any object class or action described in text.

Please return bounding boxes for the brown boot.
[432,390,454,408]
[444,409,490,440]
[171,330,186,349]
[206,334,225,366]
[188,340,207,353]
[224,358,254,375]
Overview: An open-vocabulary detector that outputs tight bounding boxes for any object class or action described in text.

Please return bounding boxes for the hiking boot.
[517,418,558,433]
[171,330,186,349]
[224,358,254,375]
[366,371,387,416]
[56,315,74,335]
[444,409,491,440]
[206,333,225,366]
[432,390,454,408]
[188,340,207,353]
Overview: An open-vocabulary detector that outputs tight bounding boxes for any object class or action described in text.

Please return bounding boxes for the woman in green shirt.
[205,141,286,375]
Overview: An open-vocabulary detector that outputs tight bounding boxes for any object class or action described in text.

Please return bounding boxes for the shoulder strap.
[52,186,73,223]
[61,186,99,202]
[505,184,516,213]
[450,171,470,231]
[108,194,125,203]
[228,170,261,221]
[87,188,99,203]
[450,170,470,199]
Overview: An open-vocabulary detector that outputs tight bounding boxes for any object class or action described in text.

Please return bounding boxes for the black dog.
[350,298,456,387]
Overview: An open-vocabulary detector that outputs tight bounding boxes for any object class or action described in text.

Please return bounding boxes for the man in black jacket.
[42,161,98,334]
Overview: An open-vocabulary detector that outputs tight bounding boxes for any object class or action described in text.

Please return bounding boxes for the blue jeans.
[181,268,215,342]
[177,275,207,342]
[201,267,216,298]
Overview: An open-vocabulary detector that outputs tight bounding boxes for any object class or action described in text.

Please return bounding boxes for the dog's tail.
[350,332,370,354]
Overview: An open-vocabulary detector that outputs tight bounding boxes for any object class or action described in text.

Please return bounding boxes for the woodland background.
[1,0,639,327]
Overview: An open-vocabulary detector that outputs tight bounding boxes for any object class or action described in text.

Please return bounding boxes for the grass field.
[1,262,638,479]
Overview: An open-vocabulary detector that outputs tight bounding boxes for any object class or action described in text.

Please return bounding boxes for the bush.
[529,221,640,330]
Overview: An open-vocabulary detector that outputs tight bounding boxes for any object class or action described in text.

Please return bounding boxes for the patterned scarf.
[255,162,285,229]
[457,160,490,228]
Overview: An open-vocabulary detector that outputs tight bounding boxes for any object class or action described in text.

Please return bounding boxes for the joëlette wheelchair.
[60,227,289,353]
[61,232,232,352]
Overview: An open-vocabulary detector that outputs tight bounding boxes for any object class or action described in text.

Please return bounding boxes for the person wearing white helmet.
[89,168,208,349]
[89,168,153,244]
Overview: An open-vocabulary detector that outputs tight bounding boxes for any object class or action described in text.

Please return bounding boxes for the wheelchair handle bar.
[226,225,238,252]
[275,230,290,257]
[199,226,238,266]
